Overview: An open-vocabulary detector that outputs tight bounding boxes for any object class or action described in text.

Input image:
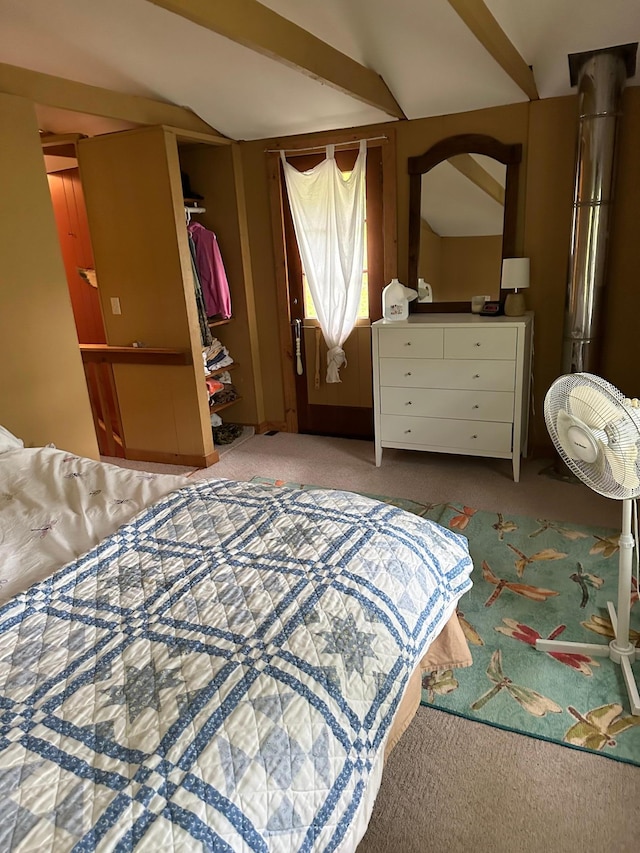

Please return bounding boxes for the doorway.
[271,133,396,439]
[43,142,124,457]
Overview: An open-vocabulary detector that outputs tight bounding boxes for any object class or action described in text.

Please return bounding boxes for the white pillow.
[0,426,24,453]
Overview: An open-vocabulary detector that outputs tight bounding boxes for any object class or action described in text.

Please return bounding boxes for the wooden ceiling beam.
[0,61,223,135]
[448,153,505,206]
[145,0,406,119]
[448,0,539,100]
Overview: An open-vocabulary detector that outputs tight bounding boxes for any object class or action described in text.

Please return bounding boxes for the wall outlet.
[110,297,122,315]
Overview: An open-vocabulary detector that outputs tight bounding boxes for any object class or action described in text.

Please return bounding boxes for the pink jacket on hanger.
[187,222,232,319]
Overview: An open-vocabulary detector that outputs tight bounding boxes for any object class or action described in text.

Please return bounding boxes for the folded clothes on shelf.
[207,354,234,371]
[212,423,244,445]
[211,384,239,406]
[205,378,224,396]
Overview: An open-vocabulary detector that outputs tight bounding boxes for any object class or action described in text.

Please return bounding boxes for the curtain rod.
[265,134,388,154]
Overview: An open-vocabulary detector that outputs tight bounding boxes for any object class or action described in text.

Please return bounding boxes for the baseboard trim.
[255,421,288,434]
[124,448,218,468]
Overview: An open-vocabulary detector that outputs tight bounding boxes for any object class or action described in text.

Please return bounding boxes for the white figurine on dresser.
[372,313,534,482]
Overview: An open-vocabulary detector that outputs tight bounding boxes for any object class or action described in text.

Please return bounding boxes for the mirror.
[408,135,522,312]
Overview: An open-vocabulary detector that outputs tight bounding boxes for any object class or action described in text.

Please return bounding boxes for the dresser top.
[373,312,533,328]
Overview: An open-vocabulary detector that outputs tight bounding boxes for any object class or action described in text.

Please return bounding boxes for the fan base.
[536,600,640,716]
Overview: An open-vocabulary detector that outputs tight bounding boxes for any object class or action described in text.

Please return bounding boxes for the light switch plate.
[110,297,121,315]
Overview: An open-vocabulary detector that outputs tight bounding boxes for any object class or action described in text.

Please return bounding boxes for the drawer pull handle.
[406,401,413,406]
[405,372,412,377]
[473,374,480,379]
[475,342,481,347]
[404,429,412,434]
[473,404,479,409]
[471,434,478,439]
[405,341,412,346]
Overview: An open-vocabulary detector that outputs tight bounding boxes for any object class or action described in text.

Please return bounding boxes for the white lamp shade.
[501,257,530,291]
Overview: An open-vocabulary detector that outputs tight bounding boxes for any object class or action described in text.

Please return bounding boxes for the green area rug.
[250,477,640,766]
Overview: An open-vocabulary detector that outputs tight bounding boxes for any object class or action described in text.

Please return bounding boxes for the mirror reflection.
[418,154,506,303]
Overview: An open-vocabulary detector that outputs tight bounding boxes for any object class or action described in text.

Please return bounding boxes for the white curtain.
[281,140,367,383]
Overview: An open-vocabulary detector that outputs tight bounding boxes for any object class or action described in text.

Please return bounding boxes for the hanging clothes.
[280,139,367,383]
[188,234,212,347]
[187,221,232,319]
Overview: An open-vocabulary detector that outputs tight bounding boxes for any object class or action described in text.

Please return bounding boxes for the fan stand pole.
[535,498,640,716]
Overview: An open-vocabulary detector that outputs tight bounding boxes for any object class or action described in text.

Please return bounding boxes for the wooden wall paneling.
[0,93,98,457]
[303,325,372,408]
[48,168,106,344]
[267,151,299,432]
[78,125,214,462]
[83,362,108,455]
[230,142,266,425]
[381,129,398,296]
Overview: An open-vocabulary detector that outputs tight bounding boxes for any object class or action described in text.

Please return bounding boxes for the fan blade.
[569,385,623,430]
[603,444,639,489]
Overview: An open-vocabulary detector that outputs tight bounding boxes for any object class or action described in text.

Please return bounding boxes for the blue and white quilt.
[0,479,472,852]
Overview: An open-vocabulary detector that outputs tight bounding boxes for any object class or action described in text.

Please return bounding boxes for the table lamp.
[501,258,530,317]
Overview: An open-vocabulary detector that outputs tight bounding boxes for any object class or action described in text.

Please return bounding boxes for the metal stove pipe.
[562,44,636,375]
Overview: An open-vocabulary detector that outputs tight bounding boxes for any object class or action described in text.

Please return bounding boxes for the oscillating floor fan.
[539,372,640,715]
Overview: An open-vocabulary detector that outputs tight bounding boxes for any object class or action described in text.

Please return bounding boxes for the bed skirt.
[384,612,471,758]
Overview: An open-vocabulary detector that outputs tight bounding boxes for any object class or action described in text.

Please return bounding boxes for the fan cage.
[544,372,640,500]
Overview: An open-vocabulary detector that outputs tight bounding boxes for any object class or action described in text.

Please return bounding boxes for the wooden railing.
[79,345,192,457]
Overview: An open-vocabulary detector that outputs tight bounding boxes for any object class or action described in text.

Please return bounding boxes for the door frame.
[267,127,397,433]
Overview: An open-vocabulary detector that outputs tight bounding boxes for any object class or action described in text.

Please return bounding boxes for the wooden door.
[282,146,384,438]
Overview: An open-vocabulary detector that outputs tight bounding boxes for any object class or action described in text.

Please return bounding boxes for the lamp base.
[504,291,526,316]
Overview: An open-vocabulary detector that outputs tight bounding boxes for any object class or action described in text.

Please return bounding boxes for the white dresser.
[372,313,533,482]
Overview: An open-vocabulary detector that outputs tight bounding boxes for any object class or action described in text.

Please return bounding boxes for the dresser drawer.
[381,387,515,422]
[444,327,517,360]
[379,358,516,391]
[380,415,513,453]
[377,327,443,359]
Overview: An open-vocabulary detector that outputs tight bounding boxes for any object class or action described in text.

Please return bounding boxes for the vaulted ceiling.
[1,0,639,140]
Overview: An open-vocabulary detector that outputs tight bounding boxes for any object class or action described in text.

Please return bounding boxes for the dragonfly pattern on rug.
[492,513,518,541]
[481,560,560,607]
[564,704,640,750]
[495,618,600,676]
[422,669,459,702]
[447,505,477,531]
[471,650,562,717]
[506,543,568,578]
[589,534,620,558]
[457,610,484,646]
[569,561,604,608]
[529,519,589,541]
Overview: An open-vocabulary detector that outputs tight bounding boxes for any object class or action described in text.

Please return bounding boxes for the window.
[302,170,369,321]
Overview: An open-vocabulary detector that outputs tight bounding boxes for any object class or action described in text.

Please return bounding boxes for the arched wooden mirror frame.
[408,134,522,312]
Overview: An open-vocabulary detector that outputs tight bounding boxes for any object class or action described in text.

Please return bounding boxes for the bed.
[0,437,472,852]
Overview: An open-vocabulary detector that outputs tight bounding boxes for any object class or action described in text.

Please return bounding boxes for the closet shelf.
[208,317,233,328]
[209,396,242,415]
[205,363,239,379]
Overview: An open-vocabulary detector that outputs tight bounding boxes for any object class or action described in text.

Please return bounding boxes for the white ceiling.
[0,0,639,140]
